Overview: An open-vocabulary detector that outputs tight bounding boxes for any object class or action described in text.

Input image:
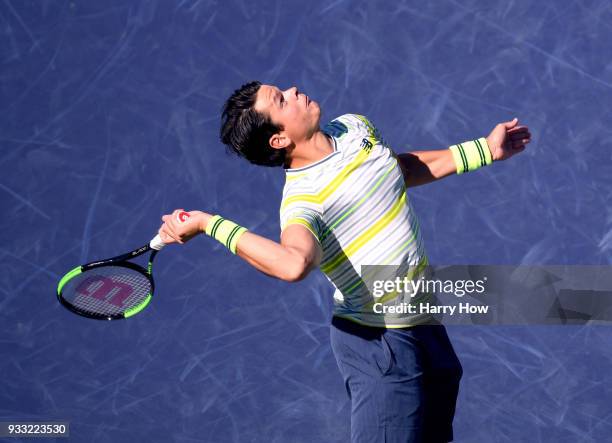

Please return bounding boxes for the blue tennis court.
[1,1,611,441]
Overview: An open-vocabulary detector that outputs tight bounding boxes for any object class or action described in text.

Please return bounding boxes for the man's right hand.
[158,209,212,245]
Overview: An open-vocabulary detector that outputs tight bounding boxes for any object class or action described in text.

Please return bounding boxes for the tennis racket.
[56,211,191,320]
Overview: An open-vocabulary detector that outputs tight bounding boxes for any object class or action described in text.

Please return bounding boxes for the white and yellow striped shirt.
[280,114,433,328]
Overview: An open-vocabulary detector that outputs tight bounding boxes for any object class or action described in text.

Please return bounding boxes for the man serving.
[158,81,531,442]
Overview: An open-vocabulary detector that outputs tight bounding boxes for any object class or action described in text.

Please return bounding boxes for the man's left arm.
[397,118,532,188]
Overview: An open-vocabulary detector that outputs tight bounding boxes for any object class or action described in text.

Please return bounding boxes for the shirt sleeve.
[348,114,391,150]
[351,114,379,137]
[279,204,323,244]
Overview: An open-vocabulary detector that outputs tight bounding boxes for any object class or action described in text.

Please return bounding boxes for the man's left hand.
[486,118,532,162]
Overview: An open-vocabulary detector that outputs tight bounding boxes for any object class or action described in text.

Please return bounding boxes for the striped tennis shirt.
[279,114,435,328]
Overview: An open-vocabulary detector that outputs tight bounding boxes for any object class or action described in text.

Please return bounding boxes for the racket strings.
[60,266,152,317]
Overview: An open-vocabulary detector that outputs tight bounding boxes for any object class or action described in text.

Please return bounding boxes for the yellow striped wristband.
[205,215,248,254]
[449,137,493,174]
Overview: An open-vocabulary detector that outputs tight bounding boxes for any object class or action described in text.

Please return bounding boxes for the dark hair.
[220,81,286,167]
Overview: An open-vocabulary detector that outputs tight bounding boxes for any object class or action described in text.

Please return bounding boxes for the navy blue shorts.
[330,316,463,443]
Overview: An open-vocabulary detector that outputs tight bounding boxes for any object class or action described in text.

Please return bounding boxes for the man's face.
[254,84,321,149]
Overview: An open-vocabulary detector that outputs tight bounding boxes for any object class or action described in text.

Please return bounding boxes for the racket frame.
[56,244,159,320]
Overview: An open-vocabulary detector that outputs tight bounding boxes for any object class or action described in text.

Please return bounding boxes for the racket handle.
[150,211,191,251]
[150,234,166,251]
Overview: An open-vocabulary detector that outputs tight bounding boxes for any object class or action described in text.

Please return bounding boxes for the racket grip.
[150,211,191,250]
[150,234,166,251]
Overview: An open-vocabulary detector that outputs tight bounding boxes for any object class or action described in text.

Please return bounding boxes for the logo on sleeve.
[323,120,348,138]
[361,138,373,153]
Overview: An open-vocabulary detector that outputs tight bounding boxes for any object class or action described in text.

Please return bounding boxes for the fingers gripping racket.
[56,211,190,320]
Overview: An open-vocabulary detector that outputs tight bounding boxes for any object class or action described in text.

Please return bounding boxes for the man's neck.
[286,130,334,170]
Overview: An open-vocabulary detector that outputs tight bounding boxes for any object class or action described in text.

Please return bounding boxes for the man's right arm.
[234,224,322,282]
[159,210,322,283]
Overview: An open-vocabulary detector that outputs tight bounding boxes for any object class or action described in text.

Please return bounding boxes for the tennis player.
[158,81,531,442]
